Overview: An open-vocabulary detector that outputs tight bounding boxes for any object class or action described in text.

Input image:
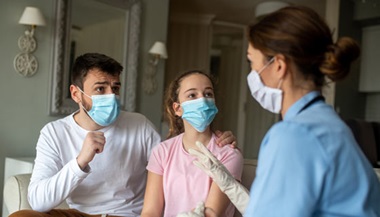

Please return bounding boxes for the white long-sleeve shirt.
[28,111,161,216]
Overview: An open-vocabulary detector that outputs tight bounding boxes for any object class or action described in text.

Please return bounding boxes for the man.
[10,53,236,217]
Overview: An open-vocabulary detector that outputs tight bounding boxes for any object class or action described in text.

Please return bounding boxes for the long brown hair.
[248,6,360,87]
[164,70,216,139]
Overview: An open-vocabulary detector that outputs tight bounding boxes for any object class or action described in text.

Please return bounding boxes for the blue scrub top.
[245,91,380,217]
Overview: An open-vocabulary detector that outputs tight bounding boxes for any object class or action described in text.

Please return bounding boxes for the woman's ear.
[70,85,82,104]
[173,102,182,116]
[274,54,287,80]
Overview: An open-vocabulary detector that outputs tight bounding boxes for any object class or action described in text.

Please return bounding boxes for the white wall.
[0,0,169,213]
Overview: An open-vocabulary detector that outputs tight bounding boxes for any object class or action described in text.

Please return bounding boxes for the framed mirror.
[49,0,141,115]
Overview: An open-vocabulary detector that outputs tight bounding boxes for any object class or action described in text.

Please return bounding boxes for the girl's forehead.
[180,74,211,86]
[178,74,212,93]
[182,73,210,82]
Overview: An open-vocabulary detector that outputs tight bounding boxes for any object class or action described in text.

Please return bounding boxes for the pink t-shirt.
[147,133,244,217]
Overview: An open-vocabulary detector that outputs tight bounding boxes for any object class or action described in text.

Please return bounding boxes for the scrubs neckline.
[283,91,322,121]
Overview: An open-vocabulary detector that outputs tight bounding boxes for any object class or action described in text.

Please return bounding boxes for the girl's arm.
[141,171,164,217]
[190,142,247,214]
[205,181,232,216]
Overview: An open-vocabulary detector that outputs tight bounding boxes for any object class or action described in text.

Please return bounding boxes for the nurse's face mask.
[247,58,283,114]
[78,87,120,126]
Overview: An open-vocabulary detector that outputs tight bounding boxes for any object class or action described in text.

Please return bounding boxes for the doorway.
[210,21,278,158]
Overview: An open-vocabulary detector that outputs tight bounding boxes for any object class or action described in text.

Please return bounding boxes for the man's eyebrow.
[92,81,121,86]
[93,81,109,86]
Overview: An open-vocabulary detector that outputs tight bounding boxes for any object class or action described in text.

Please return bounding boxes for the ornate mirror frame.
[49,0,141,115]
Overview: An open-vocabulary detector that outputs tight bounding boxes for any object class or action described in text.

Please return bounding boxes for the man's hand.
[76,131,105,170]
[215,130,237,148]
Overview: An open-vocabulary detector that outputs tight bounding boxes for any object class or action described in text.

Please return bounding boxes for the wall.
[0,0,57,212]
[137,0,169,133]
[0,0,168,213]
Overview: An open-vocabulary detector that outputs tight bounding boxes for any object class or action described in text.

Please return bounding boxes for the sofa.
[3,173,69,214]
[3,160,379,216]
[2,159,258,216]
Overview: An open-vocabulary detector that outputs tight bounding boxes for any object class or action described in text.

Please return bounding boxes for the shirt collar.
[283,91,322,120]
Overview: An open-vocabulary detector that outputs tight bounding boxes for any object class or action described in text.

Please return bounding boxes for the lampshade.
[19,7,46,26]
[255,1,289,19]
[148,41,168,59]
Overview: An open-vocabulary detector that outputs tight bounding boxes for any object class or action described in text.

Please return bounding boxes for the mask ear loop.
[273,57,285,89]
[172,101,183,118]
[277,79,284,89]
[258,57,275,75]
[260,57,283,89]
[76,86,92,115]
[77,86,92,99]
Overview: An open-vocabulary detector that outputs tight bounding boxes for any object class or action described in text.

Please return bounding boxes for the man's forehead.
[83,69,121,85]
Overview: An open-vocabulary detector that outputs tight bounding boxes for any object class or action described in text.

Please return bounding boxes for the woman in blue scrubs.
[188,5,380,217]
[243,5,380,217]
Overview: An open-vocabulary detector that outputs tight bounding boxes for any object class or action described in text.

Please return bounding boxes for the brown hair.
[164,70,216,139]
[71,53,123,89]
[248,6,360,86]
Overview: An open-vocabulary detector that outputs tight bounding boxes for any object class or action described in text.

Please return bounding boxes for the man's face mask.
[181,97,218,132]
[247,58,283,114]
[78,87,120,126]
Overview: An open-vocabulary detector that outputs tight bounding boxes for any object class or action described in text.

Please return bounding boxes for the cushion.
[3,173,69,215]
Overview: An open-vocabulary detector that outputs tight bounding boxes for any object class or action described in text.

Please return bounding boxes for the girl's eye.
[188,93,196,99]
[205,92,214,98]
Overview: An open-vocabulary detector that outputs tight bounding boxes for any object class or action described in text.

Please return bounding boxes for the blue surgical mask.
[78,88,120,126]
[181,97,218,132]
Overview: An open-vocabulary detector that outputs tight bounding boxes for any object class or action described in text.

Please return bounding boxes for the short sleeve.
[143,117,162,162]
[146,144,165,175]
[219,148,244,182]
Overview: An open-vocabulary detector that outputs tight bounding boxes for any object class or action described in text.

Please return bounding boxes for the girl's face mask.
[180,97,218,132]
